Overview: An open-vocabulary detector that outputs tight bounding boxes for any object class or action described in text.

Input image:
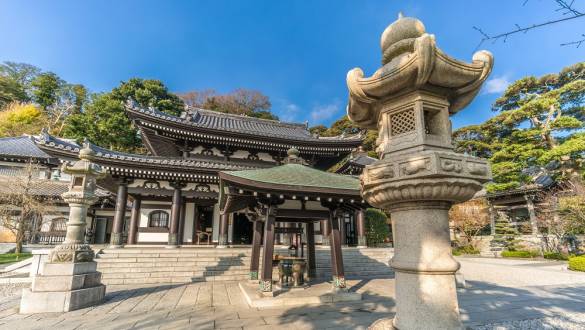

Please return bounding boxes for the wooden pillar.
[127,197,141,245]
[339,212,347,247]
[356,209,367,247]
[218,213,229,248]
[110,180,128,247]
[177,197,186,245]
[328,208,346,289]
[306,221,316,280]
[260,205,276,293]
[321,219,331,246]
[250,220,263,280]
[168,183,184,247]
[525,196,539,236]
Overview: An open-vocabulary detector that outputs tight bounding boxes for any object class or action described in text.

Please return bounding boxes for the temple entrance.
[343,215,357,246]
[194,205,214,245]
[232,213,253,244]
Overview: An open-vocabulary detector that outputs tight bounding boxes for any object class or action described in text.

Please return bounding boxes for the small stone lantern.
[20,141,107,313]
[347,14,493,329]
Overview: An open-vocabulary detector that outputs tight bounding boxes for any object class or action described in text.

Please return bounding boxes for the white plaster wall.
[212,203,220,242]
[137,232,168,242]
[182,202,195,243]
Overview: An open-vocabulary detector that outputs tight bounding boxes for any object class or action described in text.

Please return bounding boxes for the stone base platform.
[19,261,106,313]
[238,281,362,308]
[20,284,106,313]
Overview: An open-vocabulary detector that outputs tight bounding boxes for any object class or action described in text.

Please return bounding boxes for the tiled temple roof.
[33,132,269,183]
[0,136,57,162]
[126,101,363,146]
[332,150,377,175]
[221,163,361,196]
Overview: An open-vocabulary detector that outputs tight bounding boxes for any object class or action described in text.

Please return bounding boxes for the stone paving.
[0,257,583,329]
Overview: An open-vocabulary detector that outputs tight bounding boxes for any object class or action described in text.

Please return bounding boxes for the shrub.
[501,250,540,258]
[365,208,390,247]
[453,245,480,256]
[568,255,585,272]
[543,252,569,260]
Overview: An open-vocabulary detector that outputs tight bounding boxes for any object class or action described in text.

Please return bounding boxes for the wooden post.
[329,208,346,289]
[321,219,331,246]
[356,209,367,247]
[192,205,199,244]
[110,180,128,247]
[260,205,276,293]
[525,196,539,236]
[218,213,229,247]
[168,183,184,247]
[339,212,347,247]
[250,220,263,280]
[488,202,496,236]
[127,197,141,245]
[306,221,316,280]
[178,197,186,245]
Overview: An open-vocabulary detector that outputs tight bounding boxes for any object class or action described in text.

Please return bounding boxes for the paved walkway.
[0,258,584,329]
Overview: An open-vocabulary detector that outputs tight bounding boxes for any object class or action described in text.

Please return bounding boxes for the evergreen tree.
[454,62,585,192]
[63,78,184,152]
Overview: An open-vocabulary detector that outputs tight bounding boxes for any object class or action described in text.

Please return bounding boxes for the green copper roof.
[221,164,360,192]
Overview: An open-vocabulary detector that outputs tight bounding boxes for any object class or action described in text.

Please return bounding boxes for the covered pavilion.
[219,148,367,293]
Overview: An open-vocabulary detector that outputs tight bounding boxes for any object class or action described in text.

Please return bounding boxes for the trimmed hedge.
[543,252,570,261]
[452,246,480,256]
[568,256,585,272]
[365,208,390,247]
[501,250,540,258]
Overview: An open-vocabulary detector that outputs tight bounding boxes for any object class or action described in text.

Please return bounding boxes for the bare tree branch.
[472,0,584,51]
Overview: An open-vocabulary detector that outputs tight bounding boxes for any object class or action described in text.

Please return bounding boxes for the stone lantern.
[20,142,107,313]
[346,14,493,329]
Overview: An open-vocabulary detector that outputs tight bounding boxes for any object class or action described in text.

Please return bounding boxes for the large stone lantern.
[346,14,493,329]
[20,142,107,313]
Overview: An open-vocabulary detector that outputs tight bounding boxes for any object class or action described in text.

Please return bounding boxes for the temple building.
[14,102,366,248]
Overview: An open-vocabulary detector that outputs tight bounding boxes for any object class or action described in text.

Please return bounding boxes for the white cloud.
[484,76,511,94]
[275,99,301,122]
[310,101,341,124]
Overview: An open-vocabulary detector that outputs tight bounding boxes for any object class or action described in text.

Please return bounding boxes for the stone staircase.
[95,247,394,285]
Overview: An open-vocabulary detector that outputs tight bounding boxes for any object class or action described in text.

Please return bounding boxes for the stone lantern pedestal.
[20,144,106,313]
[346,14,493,329]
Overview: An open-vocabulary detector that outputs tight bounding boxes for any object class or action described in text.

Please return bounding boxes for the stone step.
[96,247,394,284]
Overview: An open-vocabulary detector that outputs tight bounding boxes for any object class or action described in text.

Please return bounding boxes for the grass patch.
[568,255,585,272]
[501,250,540,258]
[0,253,32,264]
[452,246,480,256]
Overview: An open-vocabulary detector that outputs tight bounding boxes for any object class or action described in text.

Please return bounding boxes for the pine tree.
[454,62,585,192]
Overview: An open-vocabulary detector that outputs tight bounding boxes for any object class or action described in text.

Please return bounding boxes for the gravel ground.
[471,312,585,329]
[0,283,28,298]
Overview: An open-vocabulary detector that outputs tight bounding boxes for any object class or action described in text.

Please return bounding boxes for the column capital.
[114,177,133,186]
[170,181,187,189]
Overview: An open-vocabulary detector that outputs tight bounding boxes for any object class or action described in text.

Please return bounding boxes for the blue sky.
[1,1,583,129]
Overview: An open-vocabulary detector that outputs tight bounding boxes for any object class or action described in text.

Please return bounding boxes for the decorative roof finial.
[79,138,95,160]
[287,147,300,159]
[398,11,404,19]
